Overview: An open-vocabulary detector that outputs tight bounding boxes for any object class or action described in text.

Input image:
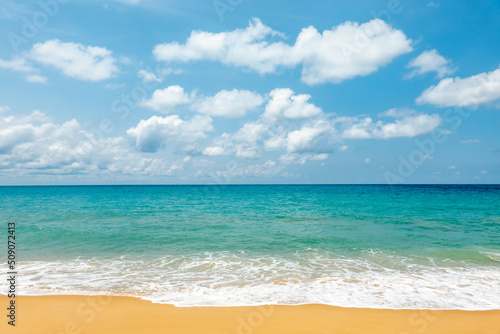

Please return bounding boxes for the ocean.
[1,185,499,309]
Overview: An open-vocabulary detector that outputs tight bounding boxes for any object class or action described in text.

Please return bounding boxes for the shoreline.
[3,293,500,311]
[2,295,499,333]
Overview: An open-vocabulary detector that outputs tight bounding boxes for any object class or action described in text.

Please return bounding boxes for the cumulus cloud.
[140,86,263,117]
[0,109,238,180]
[406,49,455,78]
[140,85,320,121]
[416,66,500,107]
[342,109,442,139]
[127,114,213,152]
[0,110,48,154]
[285,120,333,153]
[212,113,334,161]
[264,135,286,151]
[202,146,227,156]
[202,121,270,160]
[30,39,119,81]
[0,57,47,83]
[133,84,443,167]
[0,111,187,178]
[154,18,288,72]
[263,88,322,121]
[234,144,261,159]
[195,93,439,164]
[233,121,269,143]
[192,89,264,118]
[0,57,34,72]
[136,67,181,85]
[294,19,413,85]
[139,85,191,113]
[1,88,449,182]
[153,18,412,85]
[138,69,162,83]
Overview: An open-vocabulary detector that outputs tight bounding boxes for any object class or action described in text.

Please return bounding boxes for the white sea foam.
[15,251,500,310]
[482,251,500,263]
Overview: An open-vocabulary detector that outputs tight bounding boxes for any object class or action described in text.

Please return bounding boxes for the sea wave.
[17,250,500,310]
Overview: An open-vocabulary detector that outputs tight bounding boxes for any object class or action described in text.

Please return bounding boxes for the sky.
[0,0,499,185]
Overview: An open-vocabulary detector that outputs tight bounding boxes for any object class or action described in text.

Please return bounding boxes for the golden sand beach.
[1,295,499,333]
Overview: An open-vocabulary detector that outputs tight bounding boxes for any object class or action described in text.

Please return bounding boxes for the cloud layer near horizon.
[0,82,443,180]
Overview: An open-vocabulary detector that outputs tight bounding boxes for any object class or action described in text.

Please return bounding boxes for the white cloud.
[154,18,288,72]
[263,88,322,121]
[235,144,261,159]
[141,86,330,159]
[264,135,286,151]
[196,96,440,163]
[202,146,227,156]
[294,19,413,84]
[364,158,371,163]
[286,127,324,153]
[30,39,119,81]
[0,106,10,114]
[138,69,162,83]
[0,57,48,83]
[127,114,213,152]
[416,66,500,107]
[339,145,348,151]
[0,57,34,73]
[0,111,187,177]
[285,120,333,153]
[280,153,328,165]
[447,166,457,169]
[192,89,264,118]
[342,109,442,139]
[159,67,183,75]
[140,85,191,113]
[153,18,412,85]
[132,86,445,167]
[141,86,263,118]
[406,49,455,78]
[205,121,270,160]
[480,170,487,174]
[25,74,48,83]
[233,121,269,143]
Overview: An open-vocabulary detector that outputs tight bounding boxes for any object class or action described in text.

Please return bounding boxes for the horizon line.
[1,183,499,187]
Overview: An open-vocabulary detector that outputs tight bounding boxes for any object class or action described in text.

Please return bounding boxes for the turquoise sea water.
[1,185,500,309]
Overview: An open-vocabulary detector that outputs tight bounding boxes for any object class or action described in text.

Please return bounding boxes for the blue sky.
[0,0,499,185]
